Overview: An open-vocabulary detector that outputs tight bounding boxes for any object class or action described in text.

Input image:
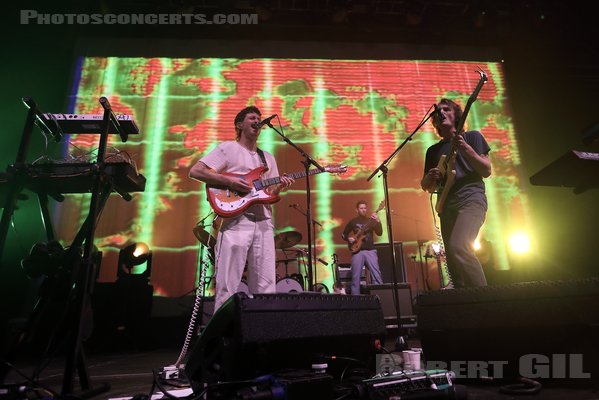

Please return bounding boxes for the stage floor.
[3,345,598,400]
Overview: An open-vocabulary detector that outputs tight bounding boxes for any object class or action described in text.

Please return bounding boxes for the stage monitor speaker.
[374,242,406,283]
[416,278,599,381]
[184,293,386,391]
[362,283,414,318]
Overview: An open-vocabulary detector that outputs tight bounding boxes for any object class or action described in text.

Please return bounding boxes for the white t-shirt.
[200,141,280,220]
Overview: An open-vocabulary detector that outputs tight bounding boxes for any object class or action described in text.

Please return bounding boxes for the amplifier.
[336,263,366,281]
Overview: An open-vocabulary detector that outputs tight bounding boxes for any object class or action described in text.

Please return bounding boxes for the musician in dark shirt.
[342,201,384,294]
[421,98,491,288]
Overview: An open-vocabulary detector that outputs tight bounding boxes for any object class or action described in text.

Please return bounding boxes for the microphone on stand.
[252,114,277,129]
[430,104,446,122]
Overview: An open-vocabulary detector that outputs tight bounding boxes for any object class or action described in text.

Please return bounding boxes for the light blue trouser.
[351,249,383,295]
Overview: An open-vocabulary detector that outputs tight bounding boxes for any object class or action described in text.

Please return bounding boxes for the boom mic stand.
[265,118,324,292]
[367,105,439,345]
[289,203,323,288]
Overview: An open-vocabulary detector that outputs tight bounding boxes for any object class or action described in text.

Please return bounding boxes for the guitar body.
[206,166,280,218]
[435,152,457,214]
[348,232,366,254]
[206,164,348,218]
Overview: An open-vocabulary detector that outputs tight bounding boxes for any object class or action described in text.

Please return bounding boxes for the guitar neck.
[444,71,487,165]
[260,168,324,188]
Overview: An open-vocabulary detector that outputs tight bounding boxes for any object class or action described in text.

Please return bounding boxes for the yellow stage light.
[509,232,531,254]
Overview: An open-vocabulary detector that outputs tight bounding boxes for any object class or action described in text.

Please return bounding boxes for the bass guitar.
[434,68,488,214]
[206,164,347,218]
[347,201,385,254]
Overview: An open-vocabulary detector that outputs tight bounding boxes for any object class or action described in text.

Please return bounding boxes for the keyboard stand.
[0,96,138,398]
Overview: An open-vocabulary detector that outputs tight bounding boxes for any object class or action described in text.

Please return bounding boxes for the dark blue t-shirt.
[424,130,491,212]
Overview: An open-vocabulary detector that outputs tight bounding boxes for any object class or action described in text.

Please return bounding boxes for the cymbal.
[193,226,216,248]
[274,231,302,249]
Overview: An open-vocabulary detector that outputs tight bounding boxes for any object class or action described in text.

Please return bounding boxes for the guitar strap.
[256,148,269,171]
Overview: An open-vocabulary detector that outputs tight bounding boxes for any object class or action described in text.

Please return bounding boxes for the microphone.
[289,203,299,208]
[252,114,277,129]
[431,104,446,122]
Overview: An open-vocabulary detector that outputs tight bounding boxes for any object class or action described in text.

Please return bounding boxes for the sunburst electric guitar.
[434,68,488,214]
[347,201,385,254]
[207,165,347,218]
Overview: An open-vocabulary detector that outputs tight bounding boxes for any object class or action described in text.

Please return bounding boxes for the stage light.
[118,242,152,279]
[20,240,65,278]
[508,232,531,254]
[473,238,481,251]
[431,242,441,255]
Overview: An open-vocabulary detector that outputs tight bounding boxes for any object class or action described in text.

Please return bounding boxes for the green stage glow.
[60,57,529,296]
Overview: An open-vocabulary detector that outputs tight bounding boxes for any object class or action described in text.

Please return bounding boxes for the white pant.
[213,214,276,311]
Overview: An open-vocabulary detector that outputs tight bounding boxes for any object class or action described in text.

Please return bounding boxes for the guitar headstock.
[324,164,348,174]
[375,200,386,213]
[475,66,488,83]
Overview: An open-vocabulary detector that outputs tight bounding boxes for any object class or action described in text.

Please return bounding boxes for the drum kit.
[274,231,305,293]
[193,221,329,294]
[192,224,216,263]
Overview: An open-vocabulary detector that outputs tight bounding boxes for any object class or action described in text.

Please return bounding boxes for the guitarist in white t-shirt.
[189,106,294,311]
[421,98,492,288]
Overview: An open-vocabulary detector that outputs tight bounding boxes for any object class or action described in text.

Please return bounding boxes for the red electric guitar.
[206,164,347,217]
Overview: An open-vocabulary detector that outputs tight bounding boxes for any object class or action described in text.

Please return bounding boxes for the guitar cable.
[173,235,213,368]
[429,193,454,289]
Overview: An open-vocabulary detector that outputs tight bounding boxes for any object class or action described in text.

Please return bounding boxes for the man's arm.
[341,220,354,242]
[373,217,383,236]
[189,161,251,192]
[454,134,492,178]
[421,168,442,192]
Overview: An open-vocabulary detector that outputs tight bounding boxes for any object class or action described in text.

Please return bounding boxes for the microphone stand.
[366,105,438,343]
[289,204,323,288]
[266,120,324,292]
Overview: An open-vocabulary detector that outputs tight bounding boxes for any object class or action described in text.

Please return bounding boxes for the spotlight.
[508,232,531,254]
[118,242,152,279]
[473,238,494,266]
[20,240,65,279]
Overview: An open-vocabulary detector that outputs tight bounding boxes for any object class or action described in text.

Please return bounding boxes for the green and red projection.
[57,57,530,295]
